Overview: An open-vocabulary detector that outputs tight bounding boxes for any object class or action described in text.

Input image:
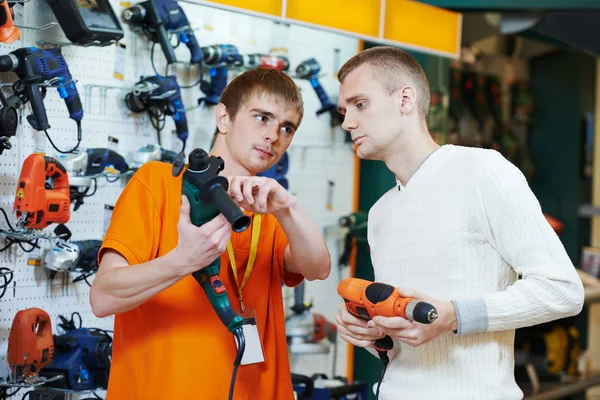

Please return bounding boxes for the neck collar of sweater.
[396,144,450,191]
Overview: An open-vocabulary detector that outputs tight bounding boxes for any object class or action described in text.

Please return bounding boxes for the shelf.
[522,372,600,400]
[579,205,600,217]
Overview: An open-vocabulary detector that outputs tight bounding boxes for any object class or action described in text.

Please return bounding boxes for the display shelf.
[521,372,600,400]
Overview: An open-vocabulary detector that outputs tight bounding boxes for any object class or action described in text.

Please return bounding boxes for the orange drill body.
[14,154,70,229]
[7,308,54,381]
[337,278,438,324]
[0,0,20,44]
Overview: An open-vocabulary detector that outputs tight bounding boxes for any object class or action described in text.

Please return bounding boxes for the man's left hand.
[228,176,295,214]
[369,288,458,347]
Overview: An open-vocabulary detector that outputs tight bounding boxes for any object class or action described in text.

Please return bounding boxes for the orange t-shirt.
[98,161,304,400]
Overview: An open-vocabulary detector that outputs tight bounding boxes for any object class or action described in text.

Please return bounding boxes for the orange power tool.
[7,308,54,381]
[14,154,70,229]
[0,0,19,44]
[337,278,438,354]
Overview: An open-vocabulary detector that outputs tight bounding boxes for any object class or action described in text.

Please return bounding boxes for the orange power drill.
[0,0,19,44]
[7,308,54,381]
[337,278,438,353]
[14,154,70,229]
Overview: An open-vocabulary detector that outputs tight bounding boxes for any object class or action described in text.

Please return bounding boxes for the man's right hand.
[173,195,231,274]
[335,303,386,348]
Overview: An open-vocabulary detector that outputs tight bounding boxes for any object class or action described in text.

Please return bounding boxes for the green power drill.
[172,148,251,333]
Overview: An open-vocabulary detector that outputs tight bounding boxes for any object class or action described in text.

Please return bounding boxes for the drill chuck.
[122,5,145,22]
[0,54,17,72]
[405,299,438,323]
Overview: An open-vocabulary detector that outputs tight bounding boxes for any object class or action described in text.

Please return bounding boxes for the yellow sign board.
[201,0,461,58]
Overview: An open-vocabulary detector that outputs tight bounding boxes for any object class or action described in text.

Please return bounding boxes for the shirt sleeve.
[98,175,162,266]
[451,151,584,335]
[274,219,304,287]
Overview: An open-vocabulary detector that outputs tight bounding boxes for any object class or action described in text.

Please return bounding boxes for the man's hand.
[173,195,231,274]
[369,288,457,347]
[227,176,295,214]
[335,303,386,347]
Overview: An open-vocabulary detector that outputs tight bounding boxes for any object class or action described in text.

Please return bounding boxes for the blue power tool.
[126,75,189,151]
[39,326,112,391]
[257,151,289,190]
[123,0,201,65]
[295,58,344,128]
[198,44,242,106]
[0,46,84,151]
[0,47,83,129]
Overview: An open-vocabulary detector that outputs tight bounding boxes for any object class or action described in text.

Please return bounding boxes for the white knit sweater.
[367,144,584,400]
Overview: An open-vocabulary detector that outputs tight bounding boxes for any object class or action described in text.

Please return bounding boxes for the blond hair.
[338,46,430,120]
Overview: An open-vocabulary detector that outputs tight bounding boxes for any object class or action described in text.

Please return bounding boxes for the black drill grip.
[203,180,250,233]
[27,82,50,130]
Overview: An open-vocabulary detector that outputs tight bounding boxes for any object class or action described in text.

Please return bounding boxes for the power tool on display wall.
[46,0,124,47]
[337,277,438,399]
[0,0,19,44]
[122,0,202,66]
[129,144,178,169]
[0,87,21,155]
[295,58,344,128]
[257,151,289,190]
[171,148,252,399]
[14,154,70,230]
[286,281,338,360]
[57,148,129,211]
[125,75,189,152]
[0,47,84,153]
[38,313,112,392]
[42,238,102,284]
[337,211,368,268]
[239,53,289,72]
[198,44,242,106]
[7,308,54,384]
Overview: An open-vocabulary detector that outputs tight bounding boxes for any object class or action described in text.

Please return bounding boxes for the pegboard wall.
[0,0,360,396]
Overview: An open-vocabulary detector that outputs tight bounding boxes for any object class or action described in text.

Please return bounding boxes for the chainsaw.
[14,154,70,230]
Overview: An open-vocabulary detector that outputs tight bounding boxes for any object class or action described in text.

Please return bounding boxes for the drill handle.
[62,82,84,122]
[173,106,188,147]
[175,6,202,64]
[192,260,243,332]
[309,77,336,113]
[199,66,228,106]
[26,82,50,131]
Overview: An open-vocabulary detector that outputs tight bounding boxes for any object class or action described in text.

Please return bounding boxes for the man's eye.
[280,126,294,134]
[256,115,268,122]
[357,102,366,109]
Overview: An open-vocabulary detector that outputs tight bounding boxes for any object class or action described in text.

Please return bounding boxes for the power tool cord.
[0,208,40,253]
[0,267,13,300]
[375,351,390,400]
[229,328,245,400]
[43,120,82,154]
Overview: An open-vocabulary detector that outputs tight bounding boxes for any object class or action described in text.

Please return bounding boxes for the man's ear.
[398,86,418,116]
[215,103,229,133]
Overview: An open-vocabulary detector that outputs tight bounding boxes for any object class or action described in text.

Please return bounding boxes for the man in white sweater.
[334,46,585,399]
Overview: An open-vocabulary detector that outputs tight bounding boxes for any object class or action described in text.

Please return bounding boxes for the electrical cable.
[229,328,245,400]
[0,208,40,253]
[44,120,81,154]
[375,351,389,400]
[0,267,13,299]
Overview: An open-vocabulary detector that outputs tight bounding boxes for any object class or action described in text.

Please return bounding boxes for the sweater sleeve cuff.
[451,298,488,335]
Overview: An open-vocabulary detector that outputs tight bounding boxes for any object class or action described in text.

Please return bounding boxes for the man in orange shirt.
[90,68,331,400]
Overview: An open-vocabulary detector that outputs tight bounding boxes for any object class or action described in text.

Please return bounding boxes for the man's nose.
[342,116,357,132]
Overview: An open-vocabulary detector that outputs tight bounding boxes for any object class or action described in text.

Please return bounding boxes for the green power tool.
[172,148,251,333]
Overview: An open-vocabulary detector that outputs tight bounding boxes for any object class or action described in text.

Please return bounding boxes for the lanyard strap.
[227,214,262,300]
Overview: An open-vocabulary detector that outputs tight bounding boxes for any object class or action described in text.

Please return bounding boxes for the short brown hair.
[338,46,431,120]
[214,68,304,144]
